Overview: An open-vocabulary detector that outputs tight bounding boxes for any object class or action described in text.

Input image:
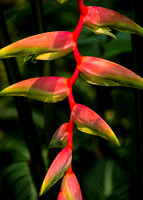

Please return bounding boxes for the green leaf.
[82,158,130,200]
[103,32,132,59]
[0,138,37,200]
[2,162,37,200]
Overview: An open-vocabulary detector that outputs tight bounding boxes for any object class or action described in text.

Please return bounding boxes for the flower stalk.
[68,88,76,110]
[67,118,74,151]
[72,15,84,41]
[68,65,80,88]
[77,0,88,15]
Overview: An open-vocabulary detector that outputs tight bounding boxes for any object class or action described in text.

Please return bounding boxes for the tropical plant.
[0,0,143,199]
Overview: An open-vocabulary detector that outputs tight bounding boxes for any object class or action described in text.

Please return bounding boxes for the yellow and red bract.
[49,123,69,148]
[39,147,72,196]
[71,104,120,146]
[83,6,143,38]
[0,76,70,103]
[78,56,143,89]
[0,31,76,61]
[57,170,83,200]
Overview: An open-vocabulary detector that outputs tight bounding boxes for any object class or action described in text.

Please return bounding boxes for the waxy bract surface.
[0,77,70,103]
[57,171,83,200]
[83,6,143,38]
[78,56,143,89]
[40,147,72,196]
[0,31,75,61]
[71,104,120,146]
[49,123,69,148]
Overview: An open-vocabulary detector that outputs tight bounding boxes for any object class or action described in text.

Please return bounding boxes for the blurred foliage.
[0,0,137,199]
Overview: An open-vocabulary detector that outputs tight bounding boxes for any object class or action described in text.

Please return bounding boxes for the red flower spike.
[83,6,143,38]
[57,168,83,200]
[49,123,69,148]
[0,31,76,61]
[78,56,143,89]
[39,147,72,196]
[71,104,120,146]
[0,76,70,103]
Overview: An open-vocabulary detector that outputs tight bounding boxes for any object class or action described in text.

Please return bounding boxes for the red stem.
[72,15,84,41]
[67,45,81,88]
[68,65,80,88]
[68,88,76,110]
[77,0,88,15]
[73,45,82,64]
[67,118,74,151]
[67,164,73,174]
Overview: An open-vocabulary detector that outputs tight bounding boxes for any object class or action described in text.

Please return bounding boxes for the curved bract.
[39,147,72,196]
[57,170,83,200]
[49,123,69,148]
[0,76,70,103]
[83,6,143,38]
[0,31,75,61]
[71,104,120,146]
[78,56,143,89]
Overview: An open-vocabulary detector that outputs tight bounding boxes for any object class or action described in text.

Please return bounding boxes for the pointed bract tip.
[39,147,72,196]
[49,123,69,148]
[0,31,75,60]
[58,170,83,200]
[71,104,120,146]
[83,6,143,37]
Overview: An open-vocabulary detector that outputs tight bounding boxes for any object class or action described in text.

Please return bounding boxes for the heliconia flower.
[71,104,120,146]
[78,56,143,89]
[49,123,69,148]
[0,76,70,103]
[39,147,72,196]
[0,31,76,61]
[83,6,143,38]
[57,169,83,200]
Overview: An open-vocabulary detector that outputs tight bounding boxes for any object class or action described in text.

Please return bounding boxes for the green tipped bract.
[57,170,83,200]
[49,123,69,148]
[78,56,143,89]
[0,76,70,103]
[0,31,75,61]
[39,147,72,196]
[71,104,120,146]
[83,6,143,38]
